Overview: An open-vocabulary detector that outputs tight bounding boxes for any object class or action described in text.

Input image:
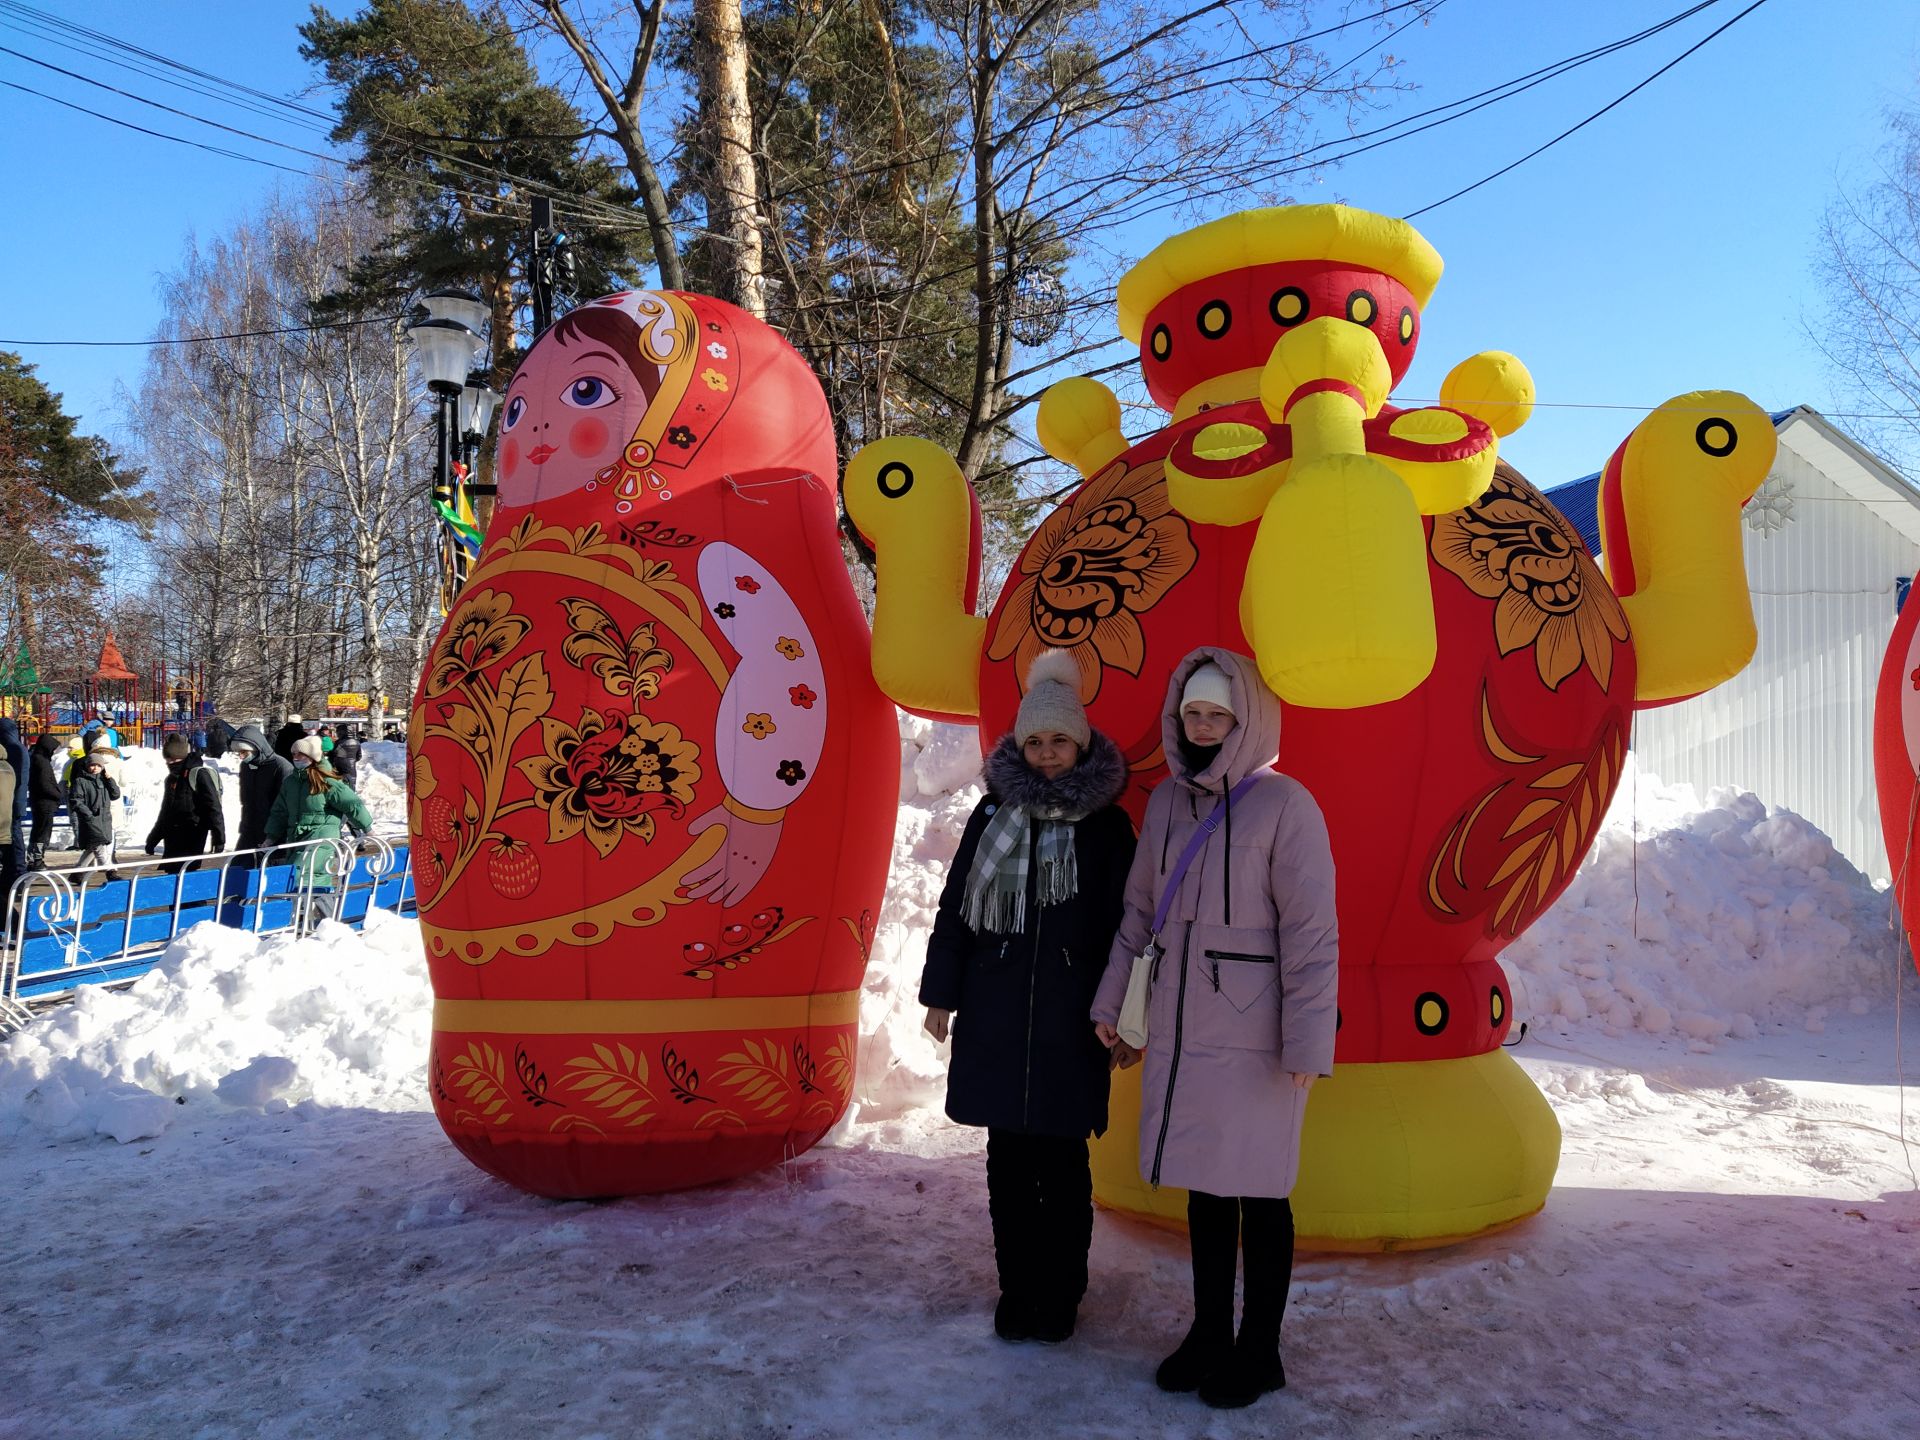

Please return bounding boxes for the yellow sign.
[326,692,370,711]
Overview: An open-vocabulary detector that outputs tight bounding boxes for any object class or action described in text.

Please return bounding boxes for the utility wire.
[1404,0,1772,219]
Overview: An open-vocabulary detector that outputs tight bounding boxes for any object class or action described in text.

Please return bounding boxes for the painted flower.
[775,636,806,662]
[743,713,777,740]
[714,602,737,620]
[666,425,695,449]
[701,368,729,392]
[424,588,530,696]
[776,759,806,786]
[788,684,817,710]
[1431,466,1630,693]
[706,341,729,360]
[517,708,702,857]
[1910,666,1919,692]
[985,456,1197,701]
[734,575,761,594]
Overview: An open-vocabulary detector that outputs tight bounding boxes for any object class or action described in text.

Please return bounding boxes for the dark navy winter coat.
[920,731,1136,1139]
[231,724,293,851]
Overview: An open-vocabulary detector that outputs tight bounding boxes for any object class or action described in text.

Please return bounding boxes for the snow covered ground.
[3,726,1918,1438]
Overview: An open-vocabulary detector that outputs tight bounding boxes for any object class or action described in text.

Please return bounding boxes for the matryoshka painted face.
[497,307,662,506]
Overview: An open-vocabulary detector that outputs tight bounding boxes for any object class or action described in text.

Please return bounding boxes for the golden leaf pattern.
[714,1038,799,1118]
[1427,688,1627,940]
[560,1042,657,1128]
[445,1042,514,1127]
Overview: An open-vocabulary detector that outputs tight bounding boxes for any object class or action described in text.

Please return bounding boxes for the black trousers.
[29,801,55,850]
[1188,1189,1295,1346]
[985,1129,1093,1306]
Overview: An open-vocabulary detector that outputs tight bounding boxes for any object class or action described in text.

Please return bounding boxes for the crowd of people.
[0,708,374,899]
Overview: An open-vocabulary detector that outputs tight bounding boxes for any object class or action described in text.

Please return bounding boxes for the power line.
[1404,0,1772,219]
[0,77,311,175]
[0,315,405,348]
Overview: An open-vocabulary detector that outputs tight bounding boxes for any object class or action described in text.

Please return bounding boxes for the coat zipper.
[1021,817,1041,1130]
[1151,791,1204,1188]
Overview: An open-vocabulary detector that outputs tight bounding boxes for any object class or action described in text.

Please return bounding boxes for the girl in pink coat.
[1091,647,1339,1410]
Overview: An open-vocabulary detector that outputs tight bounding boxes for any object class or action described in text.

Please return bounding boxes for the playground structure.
[0,630,213,750]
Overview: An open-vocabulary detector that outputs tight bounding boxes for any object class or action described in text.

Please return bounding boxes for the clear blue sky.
[2,0,1917,492]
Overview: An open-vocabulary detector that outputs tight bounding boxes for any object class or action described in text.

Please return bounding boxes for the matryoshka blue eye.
[501,395,526,430]
[563,376,619,409]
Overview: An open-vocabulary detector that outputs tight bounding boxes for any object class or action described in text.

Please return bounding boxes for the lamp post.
[405,290,488,607]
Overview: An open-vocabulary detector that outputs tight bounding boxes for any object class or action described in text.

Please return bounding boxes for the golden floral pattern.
[559,599,673,700]
[987,456,1197,700]
[775,636,805,662]
[742,713,777,740]
[424,589,531,697]
[518,708,702,857]
[1431,465,1629,693]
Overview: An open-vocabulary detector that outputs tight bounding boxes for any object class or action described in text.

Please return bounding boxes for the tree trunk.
[694,0,765,318]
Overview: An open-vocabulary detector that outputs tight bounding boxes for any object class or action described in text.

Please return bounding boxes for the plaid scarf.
[959,731,1124,936]
[961,804,1079,936]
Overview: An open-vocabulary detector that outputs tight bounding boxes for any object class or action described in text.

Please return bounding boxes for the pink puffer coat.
[1090,648,1338,1198]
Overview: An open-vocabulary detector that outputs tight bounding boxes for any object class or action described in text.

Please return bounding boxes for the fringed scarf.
[961,730,1126,935]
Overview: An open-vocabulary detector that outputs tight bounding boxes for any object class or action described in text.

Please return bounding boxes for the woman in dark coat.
[26,733,63,870]
[920,649,1136,1345]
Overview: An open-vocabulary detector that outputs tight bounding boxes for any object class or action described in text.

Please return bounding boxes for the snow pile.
[362,738,408,786]
[0,911,432,1144]
[1504,756,1900,1047]
[853,713,983,1121]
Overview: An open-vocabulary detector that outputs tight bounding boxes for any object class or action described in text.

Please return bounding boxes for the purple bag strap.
[1150,775,1259,937]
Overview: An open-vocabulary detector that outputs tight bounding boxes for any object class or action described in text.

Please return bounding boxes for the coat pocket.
[1186,924,1281,1051]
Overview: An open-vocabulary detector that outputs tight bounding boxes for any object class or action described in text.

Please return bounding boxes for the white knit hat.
[1180,662,1236,716]
[1014,649,1090,747]
[291,735,325,765]
[88,736,117,754]
[287,714,304,726]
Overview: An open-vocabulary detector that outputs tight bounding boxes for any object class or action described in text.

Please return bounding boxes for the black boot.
[23,845,43,872]
[1157,1190,1238,1391]
[985,1130,1038,1342]
[1026,1137,1091,1344]
[1201,1195,1292,1409]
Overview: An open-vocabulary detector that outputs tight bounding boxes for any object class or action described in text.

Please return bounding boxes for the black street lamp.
[405,291,489,605]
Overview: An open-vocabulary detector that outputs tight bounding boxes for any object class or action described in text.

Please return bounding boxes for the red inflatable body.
[974,439,1633,1064]
[412,291,895,1198]
[1873,576,1920,976]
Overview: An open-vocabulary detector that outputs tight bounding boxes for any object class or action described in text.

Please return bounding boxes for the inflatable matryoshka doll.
[413,291,894,1198]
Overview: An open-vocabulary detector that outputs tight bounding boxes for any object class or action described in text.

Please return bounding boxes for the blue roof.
[1539,408,1803,557]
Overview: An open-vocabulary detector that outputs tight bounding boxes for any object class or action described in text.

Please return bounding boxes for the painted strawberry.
[423,795,457,844]
[486,836,540,899]
[414,843,444,896]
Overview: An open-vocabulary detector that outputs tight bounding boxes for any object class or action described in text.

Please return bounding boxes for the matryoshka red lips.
[528,443,558,464]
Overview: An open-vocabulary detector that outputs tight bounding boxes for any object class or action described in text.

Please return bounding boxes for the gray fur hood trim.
[984,728,1126,817]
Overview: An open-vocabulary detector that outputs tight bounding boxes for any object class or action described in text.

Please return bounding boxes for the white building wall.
[1627,439,1920,880]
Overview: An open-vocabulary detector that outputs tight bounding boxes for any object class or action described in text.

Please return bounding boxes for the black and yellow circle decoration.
[1398,306,1416,345]
[1347,289,1378,326]
[1695,417,1737,457]
[1197,300,1232,339]
[876,461,914,498]
[1414,991,1449,1036]
[1150,323,1173,361]
[1270,286,1308,327]
[1490,986,1506,1027]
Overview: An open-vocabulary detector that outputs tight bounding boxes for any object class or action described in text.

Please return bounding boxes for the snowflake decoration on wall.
[1744,472,1795,536]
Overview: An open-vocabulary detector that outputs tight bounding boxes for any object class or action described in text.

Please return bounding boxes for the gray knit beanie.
[1014,649,1091,747]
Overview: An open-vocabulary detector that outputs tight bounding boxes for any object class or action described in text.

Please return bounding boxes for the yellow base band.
[433,989,860,1035]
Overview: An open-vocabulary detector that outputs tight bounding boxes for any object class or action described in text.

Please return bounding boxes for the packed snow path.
[3,731,1919,1436]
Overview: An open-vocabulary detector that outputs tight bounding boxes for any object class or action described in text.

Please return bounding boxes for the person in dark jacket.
[146,734,226,868]
[270,714,307,762]
[204,715,233,759]
[229,724,293,858]
[0,716,28,896]
[69,740,121,878]
[330,726,362,787]
[26,732,63,871]
[919,649,1136,1346]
